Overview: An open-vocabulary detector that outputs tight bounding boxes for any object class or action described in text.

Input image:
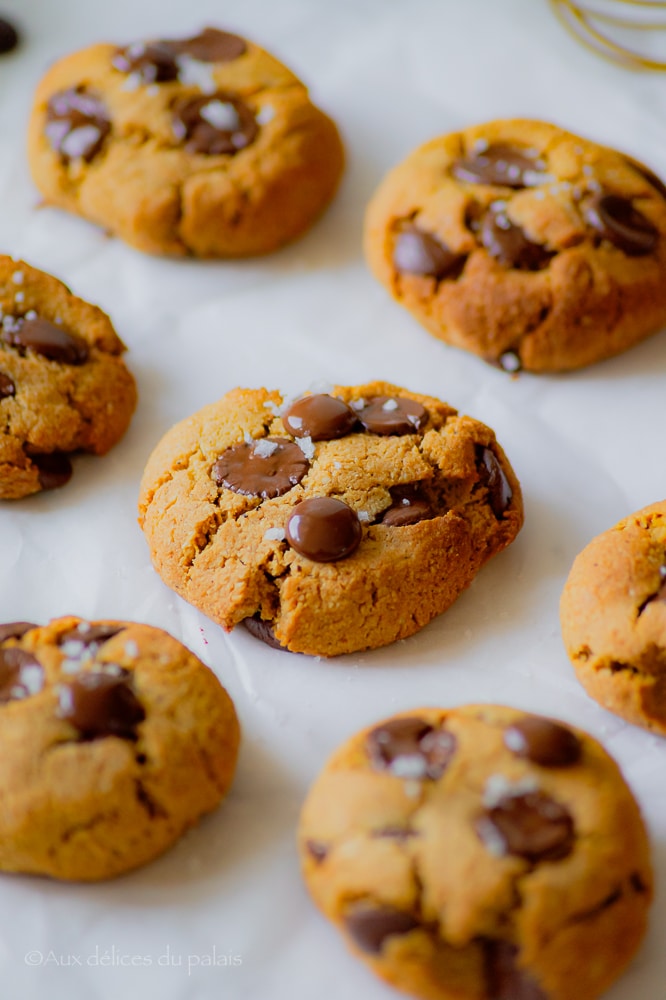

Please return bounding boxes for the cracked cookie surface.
[0,256,136,499]
[138,381,523,657]
[364,119,666,373]
[561,500,666,734]
[27,26,344,257]
[0,616,239,880]
[299,704,652,1000]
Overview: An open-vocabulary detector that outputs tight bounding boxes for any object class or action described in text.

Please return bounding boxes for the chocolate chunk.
[58,671,145,740]
[358,396,428,436]
[112,41,180,83]
[480,204,553,271]
[58,623,123,652]
[31,452,73,491]
[178,27,247,62]
[282,394,357,441]
[476,791,574,862]
[344,904,420,954]
[3,317,89,365]
[305,839,328,863]
[242,615,287,651]
[0,18,19,56]
[0,647,43,703]
[367,717,456,780]
[0,372,15,398]
[476,446,512,518]
[585,194,658,256]
[172,93,258,156]
[504,717,582,767]
[45,88,111,163]
[623,154,666,203]
[286,497,362,562]
[452,143,547,189]
[381,484,435,527]
[213,438,309,499]
[0,622,37,643]
[393,223,465,279]
[485,941,549,1000]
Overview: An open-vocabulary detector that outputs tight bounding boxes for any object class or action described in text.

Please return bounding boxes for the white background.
[1,1,665,997]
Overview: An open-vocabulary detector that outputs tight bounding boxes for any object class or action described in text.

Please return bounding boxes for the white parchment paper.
[0,1,665,997]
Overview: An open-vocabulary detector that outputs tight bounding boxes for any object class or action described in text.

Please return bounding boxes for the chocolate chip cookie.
[299,705,652,1000]
[364,119,666,373]
[0,616,239,880]
[28,26,344,257]
[138,382,523,657]
[0,256,136,499]
[561,500,666,735]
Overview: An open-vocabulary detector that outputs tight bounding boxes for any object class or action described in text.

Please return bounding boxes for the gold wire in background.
[550,0,666,69]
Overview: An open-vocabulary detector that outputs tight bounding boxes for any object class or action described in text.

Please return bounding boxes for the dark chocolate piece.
[476,790,574,862]
[393,223,465,279]
[452,143,547,189]
[367,717,456,780]
[172,93,258,156]
[358,396,428,436]
[0,647,43,703]
[480,204,553,271]
[58,671,145,741]
[344,904,420,954]
[212,438,309,499]
[45,88,111,163]
[504,717,582,767]
[282,394,357,441]
[286,497,362,562]
[3,317,89,365]
[585,194,658,256]
[476,446,512,518]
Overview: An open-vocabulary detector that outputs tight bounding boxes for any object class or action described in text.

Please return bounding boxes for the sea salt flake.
[391,755,427,779]
[253,439,278,459]
[256,105,275,125]
[243,431,254,444]
[60,659,82,675]
[21,665,43,695]
[25,310,37,321]
[60,639,85,657]
[124,640,139,658]
[14,292,24,304]
[121,72,142,92]
[483,774,540,809]
[297,436,315,460]
[357,510,371,523]
[176,55,216,94]
[200,100,240,131]
[11,271,23,285]
[99,663,125,676]
[333,461,342,470]
[263,400,281,415]
[473,137,489,153]
[350,398,365,411]
[9,686,26,699]
[264,527,286,542]
[382,398,399,411]
[146,85,160,97]
[61,126,102,159]
[478,820,507,857]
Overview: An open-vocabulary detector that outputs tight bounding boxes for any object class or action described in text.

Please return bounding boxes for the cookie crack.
[135,777,169,820]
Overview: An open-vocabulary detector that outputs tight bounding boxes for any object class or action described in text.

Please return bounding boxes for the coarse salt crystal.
[256,105,275,126]
[350,398,365,411]
[60,639,85,657]
[382,398,399,411]
[14,292,24,304]
[297,436,315,460]
[176,55,216,94]
[253,439,279,459]
[264,527,286,542]
[357,510,371,523]
[60,659,82,674]
[483,774,539,809]
[200,100,240,131]
[391,755,427,779]
[124,640,139,658]
[11,271,23,285]
[121,72,141,92]
[25,310,37,321]
[21,665,43,695]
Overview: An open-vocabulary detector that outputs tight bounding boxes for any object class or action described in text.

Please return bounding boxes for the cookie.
[0,256,137,499]
[561,500,666,734]
[27,26,344,257]
[364,119,666,373]
[299,705,652,1000]
[0,616,240,880]
[138,382,523,657]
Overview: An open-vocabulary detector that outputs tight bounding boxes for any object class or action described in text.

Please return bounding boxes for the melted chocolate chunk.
[504,717,581,768]
[380,484,435,527]
[0,372,15,398]
[31,452,73,491]
[623,154,666,203]
[0,18,19,56]
[58,623,123,651]
[3,317,89,365]
[476,446,512,518]
[212,438,309,499]
[476,791,574,862]
[367,717,456,780]
[585,194,658,256]
[58,671,145,740]
[179,27,247,62]
[485,941,549,1000]
[358,396,428,436]
[452,143,547,189]
[0,647,43,703]
[286,497,362,562]
[112,41,180,82]
[393,223,465,279]
[0,622,37,643]
[45,88,111,163]
[344,904,420,954]
[480,204,553,271]
[242,615,287,651]
[282,394,357,441]
[172,93,258,156]
[305,839,328,863]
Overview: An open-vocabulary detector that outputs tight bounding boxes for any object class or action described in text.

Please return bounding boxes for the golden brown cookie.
[138,382,523,657]
[299,705,652,1000]
[364,119,666,373]
[27,26,344,257]
[0,616,240,880]
[561,500,666,734]
[0,256,136,499]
